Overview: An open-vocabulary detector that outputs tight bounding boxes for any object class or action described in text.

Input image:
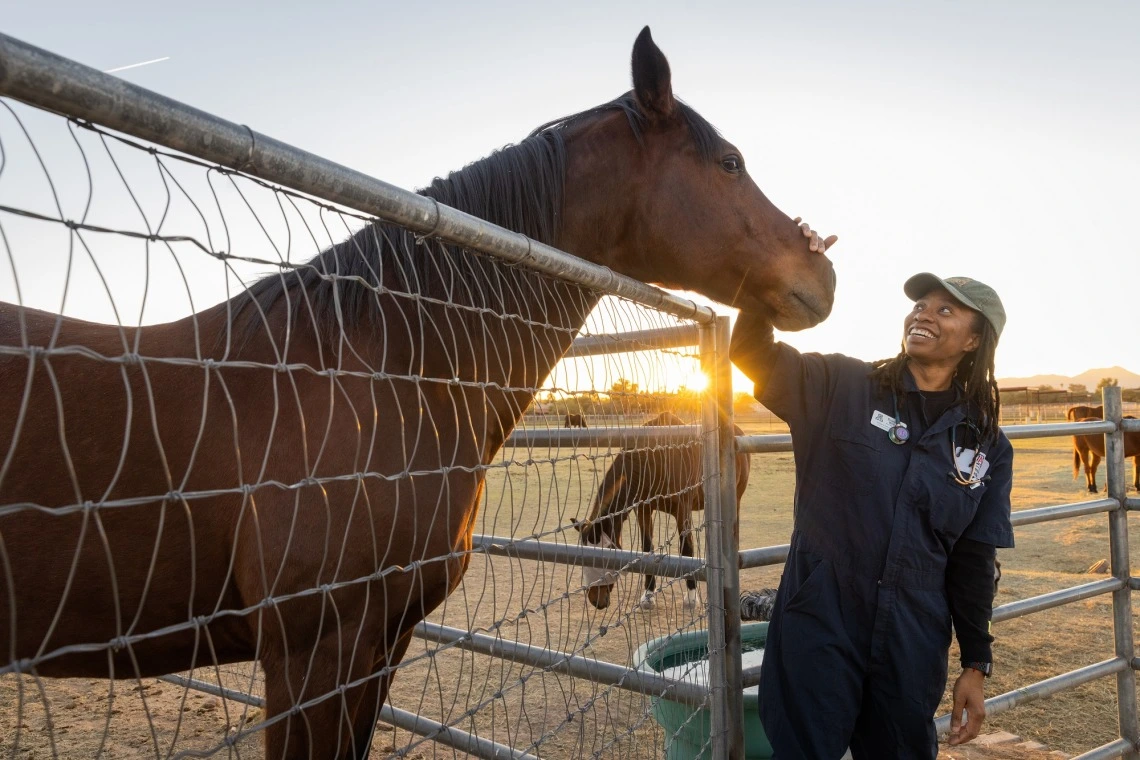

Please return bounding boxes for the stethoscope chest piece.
[888,421,910,445]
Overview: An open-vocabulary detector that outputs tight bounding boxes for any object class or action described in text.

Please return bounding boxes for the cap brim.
[903,272,982,313]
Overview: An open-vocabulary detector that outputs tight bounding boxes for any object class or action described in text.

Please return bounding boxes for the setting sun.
[679,369,709,394]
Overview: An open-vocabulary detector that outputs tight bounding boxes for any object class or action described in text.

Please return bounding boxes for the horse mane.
[231,94,723,345]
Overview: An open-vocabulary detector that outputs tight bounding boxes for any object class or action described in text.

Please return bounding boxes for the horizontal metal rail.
[380,703,539,760]
[565,325,700,358]
[1003,420,1116,439]
[474,533,791,574]
[735,434,793,454]
[505,425,700,449]
[934,658,1127,736]
[413,621,709,707]
[1128,497,1140,512]
[156,675,529,760]
[1122,419,1140,433]
[1071,738,1136,760]
[1131,578,1140,592]
[508,417,1129,456]
[1011,498,1119,527]
[471,533,706,580]
[0,34,715,325]
[738,544,790,569]
[158,674,263,707]
[735,419,1122,456]
[993,578,1123,623]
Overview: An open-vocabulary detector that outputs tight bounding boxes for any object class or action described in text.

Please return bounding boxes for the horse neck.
[586,455,633,537]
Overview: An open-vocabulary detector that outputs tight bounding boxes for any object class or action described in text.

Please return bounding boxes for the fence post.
[700,316,745,759]
[1104,385,1139,757]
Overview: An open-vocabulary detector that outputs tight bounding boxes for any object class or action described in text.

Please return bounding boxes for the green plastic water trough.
[633,622,773,759]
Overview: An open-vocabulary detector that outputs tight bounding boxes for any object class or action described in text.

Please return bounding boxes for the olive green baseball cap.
[904,273,1006,339]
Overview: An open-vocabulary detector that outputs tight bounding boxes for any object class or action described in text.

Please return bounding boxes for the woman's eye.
[721,155,743,173]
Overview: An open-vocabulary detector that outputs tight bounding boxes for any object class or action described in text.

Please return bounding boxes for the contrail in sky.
[103,57,170,74]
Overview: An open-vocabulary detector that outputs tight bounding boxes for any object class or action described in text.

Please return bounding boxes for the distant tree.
[1037,384,1054,392]
[1068,383,1087,394]
[1097,377,1119,390]
[610,377,639,396]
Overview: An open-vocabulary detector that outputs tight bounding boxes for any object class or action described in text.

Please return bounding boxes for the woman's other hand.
[948,669,987,745]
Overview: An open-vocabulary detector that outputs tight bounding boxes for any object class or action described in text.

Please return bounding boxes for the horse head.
[556,27,837,329]
[570,515,623,610]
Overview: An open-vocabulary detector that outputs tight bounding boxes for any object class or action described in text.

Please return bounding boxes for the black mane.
[234,93,723,340]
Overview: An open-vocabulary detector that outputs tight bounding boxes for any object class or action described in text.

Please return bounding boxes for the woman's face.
[903,287,982,366]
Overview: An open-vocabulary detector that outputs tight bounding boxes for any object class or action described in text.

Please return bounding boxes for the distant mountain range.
[997,366,1140,390]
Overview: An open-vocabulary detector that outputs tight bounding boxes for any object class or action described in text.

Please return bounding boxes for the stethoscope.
[888,394,989,487]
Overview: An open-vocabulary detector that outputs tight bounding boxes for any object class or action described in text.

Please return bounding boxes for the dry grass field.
[2,421,1136,758]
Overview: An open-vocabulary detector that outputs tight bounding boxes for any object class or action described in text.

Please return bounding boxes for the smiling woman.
[731,259,1014,758]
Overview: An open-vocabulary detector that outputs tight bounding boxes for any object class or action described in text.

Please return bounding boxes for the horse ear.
[569,517,584,533]
[631,26,676,120]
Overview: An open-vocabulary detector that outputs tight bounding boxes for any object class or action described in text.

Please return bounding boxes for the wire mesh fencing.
[0,57,736,759]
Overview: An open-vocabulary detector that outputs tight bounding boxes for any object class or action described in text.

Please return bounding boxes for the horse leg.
[1091,452,1102,493]
[341,629,416,760]
[638,514,656,610]
[1133,456,1139,491]
[262,625,380,760]
[678,506,698,610]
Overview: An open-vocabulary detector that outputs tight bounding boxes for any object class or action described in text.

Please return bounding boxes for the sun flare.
[678,369,709,393]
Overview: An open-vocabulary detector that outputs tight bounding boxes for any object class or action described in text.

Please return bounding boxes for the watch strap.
[963,661,992,677]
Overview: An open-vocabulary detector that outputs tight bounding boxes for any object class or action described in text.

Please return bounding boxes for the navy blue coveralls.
[755,343,1014,759]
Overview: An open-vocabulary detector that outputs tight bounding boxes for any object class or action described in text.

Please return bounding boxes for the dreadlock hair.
[869,312,1002,442]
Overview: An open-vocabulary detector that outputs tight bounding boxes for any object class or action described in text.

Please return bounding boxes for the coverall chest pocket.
[932,476,985,542]
[824,422,883,496]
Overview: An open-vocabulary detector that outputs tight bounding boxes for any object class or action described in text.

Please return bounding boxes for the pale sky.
[3,0,1138,388]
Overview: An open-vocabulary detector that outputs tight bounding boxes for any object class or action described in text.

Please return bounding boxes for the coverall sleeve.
[946,539,997,664]
[959,434,1016,549]
[730,311,838,431]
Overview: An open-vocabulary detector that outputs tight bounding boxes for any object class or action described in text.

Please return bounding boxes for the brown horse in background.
[1067,404,1103,422]
[0,28,835,759]
[572,412,751,611]
[1073,416,1140,492]
[563,413,588,428]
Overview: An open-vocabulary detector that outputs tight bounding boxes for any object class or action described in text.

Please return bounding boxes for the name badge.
[870,410,896,432]
[954,447,991,488]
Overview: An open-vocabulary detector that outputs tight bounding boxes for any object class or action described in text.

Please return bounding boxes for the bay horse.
[1067,404,1103,421]
[0,28,835,759]
[563,413,588,428]
[1072,416,1140,492]
[571,412,751,611]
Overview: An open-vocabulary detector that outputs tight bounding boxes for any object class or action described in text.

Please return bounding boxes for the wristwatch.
[963,662,992,677]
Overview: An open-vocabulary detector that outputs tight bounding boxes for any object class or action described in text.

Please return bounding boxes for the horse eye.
[720,155,743,173]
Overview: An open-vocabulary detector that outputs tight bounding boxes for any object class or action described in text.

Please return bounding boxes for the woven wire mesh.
[0,100,719,758]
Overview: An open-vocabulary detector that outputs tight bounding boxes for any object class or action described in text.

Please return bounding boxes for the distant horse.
[572,412,751,611]
[564,413,588,428]
[0,28,835,759]
[1067,405,1104,421]
[1073,416,1140,492]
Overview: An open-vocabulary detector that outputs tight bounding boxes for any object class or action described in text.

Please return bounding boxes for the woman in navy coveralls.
[731,225,1013,759]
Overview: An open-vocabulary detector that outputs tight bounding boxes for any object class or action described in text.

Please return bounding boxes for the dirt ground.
[2,426,1137,758]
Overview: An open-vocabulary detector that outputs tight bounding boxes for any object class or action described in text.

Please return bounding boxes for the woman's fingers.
[793,217,837,253]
